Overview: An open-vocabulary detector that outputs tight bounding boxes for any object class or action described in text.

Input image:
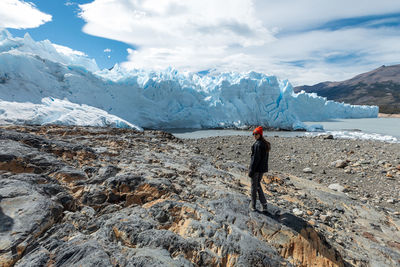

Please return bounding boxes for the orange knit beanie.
[253,126,263,136]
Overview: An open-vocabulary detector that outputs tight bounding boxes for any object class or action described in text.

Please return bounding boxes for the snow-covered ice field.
[0,97,142,130]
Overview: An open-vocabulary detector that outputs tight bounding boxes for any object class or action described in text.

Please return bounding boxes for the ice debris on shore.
[306,131,399,143]
[0,30,378,130]
[0,98,142,130]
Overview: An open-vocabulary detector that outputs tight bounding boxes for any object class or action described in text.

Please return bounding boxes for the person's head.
[253,126,271,151]
[253,126,263,140]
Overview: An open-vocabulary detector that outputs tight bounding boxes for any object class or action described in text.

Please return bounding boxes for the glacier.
[0,30,378,130]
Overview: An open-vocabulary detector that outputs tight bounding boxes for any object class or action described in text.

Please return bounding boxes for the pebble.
[328,183,345,192]
[331,160,348,168]
[320,214,331,222]
[293,208,304,216]
[344,168,352,174]
[386,173,394,179]
[335,206,345,213]
[384,163,392,168]
[303,167,313,173]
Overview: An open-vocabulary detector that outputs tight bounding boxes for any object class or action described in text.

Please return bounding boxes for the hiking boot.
[249,204,256,212]
[261,204,268,212]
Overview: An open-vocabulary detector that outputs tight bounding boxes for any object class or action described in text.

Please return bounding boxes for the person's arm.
[249,143,262,177]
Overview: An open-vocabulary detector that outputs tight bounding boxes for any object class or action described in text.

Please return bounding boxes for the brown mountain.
[294,64,400,113]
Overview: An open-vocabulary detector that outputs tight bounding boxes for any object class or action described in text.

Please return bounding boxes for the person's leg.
[250,173,258,210]
[256,173,267,209]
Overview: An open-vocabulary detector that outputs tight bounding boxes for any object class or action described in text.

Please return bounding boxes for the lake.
[169,118,400,142]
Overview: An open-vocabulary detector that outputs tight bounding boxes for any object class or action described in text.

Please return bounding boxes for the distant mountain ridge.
[294,64,400,114]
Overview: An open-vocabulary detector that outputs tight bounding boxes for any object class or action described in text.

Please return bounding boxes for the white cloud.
[0,0,52,29]
[65,1,75,7]
[104,48,111,53]
[78,0,400,85]
[253,0,400,33]
[79,0,272,47]
[52,43,87,57]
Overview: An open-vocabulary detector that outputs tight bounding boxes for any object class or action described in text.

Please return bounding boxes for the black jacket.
[249,139,269,177]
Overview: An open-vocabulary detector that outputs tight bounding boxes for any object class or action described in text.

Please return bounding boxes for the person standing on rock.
[248,126,271,212]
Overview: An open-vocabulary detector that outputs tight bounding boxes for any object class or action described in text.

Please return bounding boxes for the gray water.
[170,128,302,139]
[169,118,400,142]
[304,118,400,139]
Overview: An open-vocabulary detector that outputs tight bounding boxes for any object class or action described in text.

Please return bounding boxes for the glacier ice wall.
[0,30,378,130]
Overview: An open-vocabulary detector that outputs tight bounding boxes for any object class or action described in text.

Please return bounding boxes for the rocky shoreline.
[185,134,400,214]
[0,125,399,266]
[378,113,400,118]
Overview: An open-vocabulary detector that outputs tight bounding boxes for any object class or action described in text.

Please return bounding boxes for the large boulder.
[0,174,65,267]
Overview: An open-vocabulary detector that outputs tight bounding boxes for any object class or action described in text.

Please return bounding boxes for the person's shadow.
[259,205,347,266]
[0,196,14,232]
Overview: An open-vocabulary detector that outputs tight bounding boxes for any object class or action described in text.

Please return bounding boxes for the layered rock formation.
[0,126,399,266]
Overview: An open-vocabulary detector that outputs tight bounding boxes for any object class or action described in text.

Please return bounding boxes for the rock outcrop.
[0,126,399,266]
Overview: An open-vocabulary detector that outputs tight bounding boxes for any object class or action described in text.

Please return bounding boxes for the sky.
[1,0,400,85]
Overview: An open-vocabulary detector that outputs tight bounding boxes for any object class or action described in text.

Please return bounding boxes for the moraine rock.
[292,208,303,216]
[323,134,334,140]
[330,160,348,168]
[328,183,345,192]
[387,198,396,204]
[319,214,331,223]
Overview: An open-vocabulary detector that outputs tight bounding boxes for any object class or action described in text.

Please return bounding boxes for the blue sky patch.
[315,13,400,31]
[8,0,134,70]
[323,52,366,65]
[283,60,309,68]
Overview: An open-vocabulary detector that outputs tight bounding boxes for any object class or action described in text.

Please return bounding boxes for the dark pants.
[250,172,267,208]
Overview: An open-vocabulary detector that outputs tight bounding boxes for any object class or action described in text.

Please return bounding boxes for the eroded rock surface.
[0,125,399,266]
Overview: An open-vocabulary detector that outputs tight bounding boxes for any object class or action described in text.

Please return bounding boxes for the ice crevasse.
[0,30,378,130]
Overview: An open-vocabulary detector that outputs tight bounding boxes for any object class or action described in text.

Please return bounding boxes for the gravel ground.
[184,135,400,214]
